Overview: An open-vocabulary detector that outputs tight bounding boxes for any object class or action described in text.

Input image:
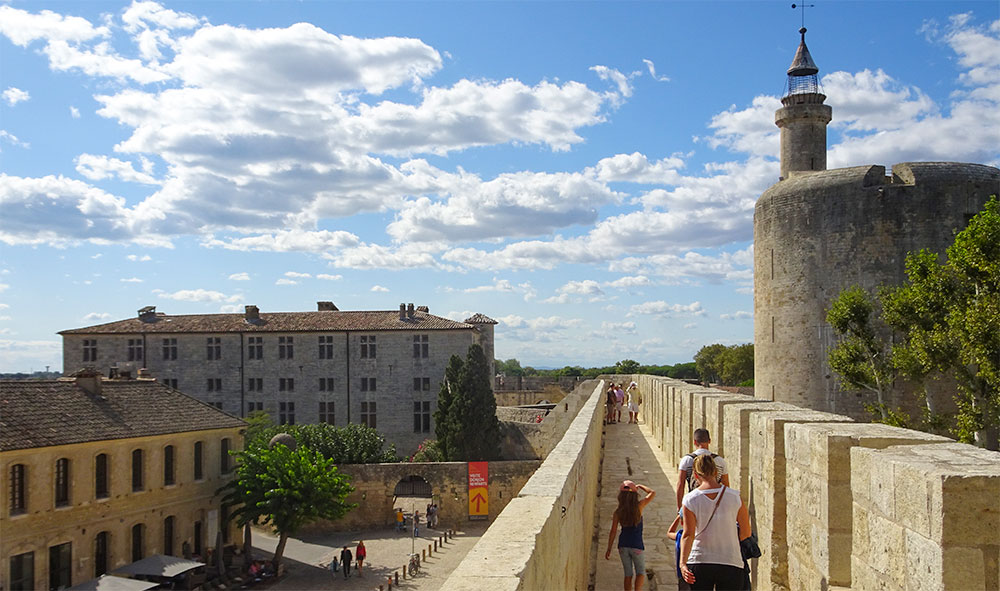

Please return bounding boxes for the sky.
[1,1,998,373]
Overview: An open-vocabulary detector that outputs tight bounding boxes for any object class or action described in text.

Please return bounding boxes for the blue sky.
[1,1,998,373]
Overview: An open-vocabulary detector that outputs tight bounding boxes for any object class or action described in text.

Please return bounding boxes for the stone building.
[0,369,245,591]
[60,302,497,454]
[753,28,1000,416]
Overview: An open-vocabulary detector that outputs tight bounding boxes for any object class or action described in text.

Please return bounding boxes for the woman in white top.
[679,454,751,590]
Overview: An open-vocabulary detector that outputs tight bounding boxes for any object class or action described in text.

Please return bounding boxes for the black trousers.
[342,559,351,577]
[687,563,745,590]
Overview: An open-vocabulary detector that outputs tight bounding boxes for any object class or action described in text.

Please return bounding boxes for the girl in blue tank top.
[605,480,656,591]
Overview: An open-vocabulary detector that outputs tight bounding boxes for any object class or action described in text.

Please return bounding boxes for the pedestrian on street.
[605,480,656,591]
[340,546,353,579]
[356,540,367,576]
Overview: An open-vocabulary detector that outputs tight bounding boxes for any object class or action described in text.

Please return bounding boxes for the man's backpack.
[685,452,718,491]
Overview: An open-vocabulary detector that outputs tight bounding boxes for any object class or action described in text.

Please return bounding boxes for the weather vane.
[791,3,815,29]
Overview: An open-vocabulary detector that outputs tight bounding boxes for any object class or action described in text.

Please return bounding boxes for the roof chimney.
[399,303,406,320]
[71,367,102,396]
[245,305,260,322]
[407,303,415,319]
[138,306,156,322]
[317,301,338,312]
[416,305,429,313]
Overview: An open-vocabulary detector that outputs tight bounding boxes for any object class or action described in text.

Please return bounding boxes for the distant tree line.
[494,358,698,380]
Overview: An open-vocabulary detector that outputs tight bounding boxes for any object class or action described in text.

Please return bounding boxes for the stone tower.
[753,29,1000,417]
[776,28,832,180]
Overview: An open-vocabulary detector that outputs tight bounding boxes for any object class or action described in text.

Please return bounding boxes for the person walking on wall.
[605,480,656,591]
[355,540,367,576]
[676,429,729,512]
[606,383,618,424]
[679,455,751,590]
[626,381,641,424]
[340,546,353,578]
[614,383,626,423]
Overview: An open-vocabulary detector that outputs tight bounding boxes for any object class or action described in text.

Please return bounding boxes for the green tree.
[220,441,355,571]
[718,344,754,386]
[614,359,641,374]
[496,358,525,377]
[435,344,501,461]
[826,286,898,422]
[694,343,727,384]
[881,196,1000,449]
[246,423,397,464]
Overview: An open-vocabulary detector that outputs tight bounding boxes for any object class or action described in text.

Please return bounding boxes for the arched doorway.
[393,474,432,497]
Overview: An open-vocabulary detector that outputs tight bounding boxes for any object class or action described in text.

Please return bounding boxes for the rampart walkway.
[595,418,680,590]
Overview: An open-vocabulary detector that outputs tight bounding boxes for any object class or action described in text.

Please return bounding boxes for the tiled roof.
[60,310,479,335]
[464,313,498,325]
[0,379,245,452]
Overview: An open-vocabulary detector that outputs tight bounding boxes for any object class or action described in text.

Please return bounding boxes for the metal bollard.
[403,564,407,579]
[434,539,438,551]
[422,549,426,560]
[428,543,432,556]
[395,571,399,585]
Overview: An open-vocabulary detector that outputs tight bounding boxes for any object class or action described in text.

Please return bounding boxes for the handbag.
[740,532,762,560]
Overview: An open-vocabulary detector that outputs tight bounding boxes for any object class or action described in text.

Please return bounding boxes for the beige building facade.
[0,372,245,591]
[60,302,496,454]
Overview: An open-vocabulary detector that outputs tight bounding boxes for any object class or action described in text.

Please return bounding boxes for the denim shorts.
[618,547,645,577]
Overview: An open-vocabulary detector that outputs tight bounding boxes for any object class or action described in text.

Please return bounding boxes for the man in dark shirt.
[340,546,353,578]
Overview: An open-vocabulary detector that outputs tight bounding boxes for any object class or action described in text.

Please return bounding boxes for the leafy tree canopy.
[437,344,501,461]
[694,343,753,386]
[247,421,398,464]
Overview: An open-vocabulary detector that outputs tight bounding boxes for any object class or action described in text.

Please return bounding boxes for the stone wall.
[494,376,586,392]
[298,460,541,533]
[494,389,567,406]
[442,380,605,590]
[634,375,1000,591]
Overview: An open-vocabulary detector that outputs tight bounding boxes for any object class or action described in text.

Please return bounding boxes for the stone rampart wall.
[495,389,567,406]
[443,379,606,591]
[633,375,1000,591]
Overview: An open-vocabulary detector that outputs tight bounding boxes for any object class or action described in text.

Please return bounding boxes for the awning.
[112,554,205,578]
[67,574,160,591]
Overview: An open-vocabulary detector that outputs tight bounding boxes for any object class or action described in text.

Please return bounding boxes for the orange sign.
[468,461,488,519]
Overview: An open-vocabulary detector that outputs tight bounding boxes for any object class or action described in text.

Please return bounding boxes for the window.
[194,442,204,480]
[247,336,263,360]
[318,401,334,424]
[9,551,33,591]
[318,377,335,391]
[413,334,429,358]
[131,524,144,562]
[279,377,294,392]
[9,463,26,515]
[360,335,376,358]
[163,517,174,556]
[54,458,70,507]
[221,505,231,544]
[83,339,97,362]
[413,377,431,391]
[318,335,334,359]
[163,445,175,486]
[220,438,232,474]
[360,377,376,392]
[49,542,72,590]
[162,338,177,360]
[161,378,178,389]
[361,401,376,428]
[193,521,203,556]
[127,338,143,362]
[414,401,431,433]
[131,449,144,492]
[206,378,222,392]
[247,377,262,392]
[94,532,109,577]
[95,454,109,499]
[206,337,221,360]
[278,336,294,359]
[247,401,263,414]
[279,402,295,425]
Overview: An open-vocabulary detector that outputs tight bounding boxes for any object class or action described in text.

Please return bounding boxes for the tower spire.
[775,25,831,180]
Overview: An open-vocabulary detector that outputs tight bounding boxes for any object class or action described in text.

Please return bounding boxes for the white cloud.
[228,272,250,281]
[589,65,637,100]
[316,273,342,280]
[3,87,30,106]
[558,279,604,297]
[683,322,697,329]
[275,278,297,286]
[497,314,582,332]
[284,271,312,279]
[0,5,108,46]
[605,275,651,289]
[75,154,159,184]
[69,106,80,118]
[127,254,151,261]
[82,312,112,321]
[0,130,29,148]
[601,320,637,334]
[120,277,143,283]
[370,285,389,292]
[464,279,515,293]
[204,231,361,253]
[642,59,670,82]
[720,310,751,320]
[627,300,705,317]
[157,288,240,303]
